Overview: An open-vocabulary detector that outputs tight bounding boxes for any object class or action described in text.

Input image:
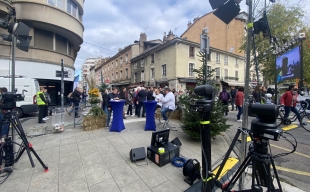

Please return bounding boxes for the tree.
[179,51,230,139]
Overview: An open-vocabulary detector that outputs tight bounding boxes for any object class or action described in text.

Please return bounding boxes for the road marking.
[275,166,310,177]
[282,125,298,131]
[212,157,239,180]
[270,144,310,159]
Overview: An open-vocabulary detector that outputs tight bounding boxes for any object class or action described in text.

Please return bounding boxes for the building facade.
[131,37,245,92]
[0,0,84,105]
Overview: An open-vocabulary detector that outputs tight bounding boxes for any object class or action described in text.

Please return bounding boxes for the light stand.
[194,85,215,192]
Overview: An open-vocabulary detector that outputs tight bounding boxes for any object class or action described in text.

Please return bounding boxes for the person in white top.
[154,89,163,108]
[159,87,175,121]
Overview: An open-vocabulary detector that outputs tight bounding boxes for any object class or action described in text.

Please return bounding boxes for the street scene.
[1,0,310,191]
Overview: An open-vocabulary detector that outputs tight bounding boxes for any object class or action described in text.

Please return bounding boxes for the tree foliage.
[240,1,309,84]
[179,51,231,139]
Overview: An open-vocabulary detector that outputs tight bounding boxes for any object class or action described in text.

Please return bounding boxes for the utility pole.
[200,27,210,84]
[239,0,253,190]
[11,36,16,92]
[61,59,64,126]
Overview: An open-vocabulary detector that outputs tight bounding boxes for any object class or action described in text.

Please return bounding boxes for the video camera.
[190,85,215,113]
[250,104,283,141]
[0,92,24,110]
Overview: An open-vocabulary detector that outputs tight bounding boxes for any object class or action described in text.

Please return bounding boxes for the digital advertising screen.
[276,46,301,83]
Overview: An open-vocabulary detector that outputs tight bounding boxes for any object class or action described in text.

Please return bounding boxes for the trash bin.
[52,108,65,131]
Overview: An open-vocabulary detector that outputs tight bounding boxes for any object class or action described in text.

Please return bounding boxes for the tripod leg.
[28,147,48,171]
[270,158,283,192]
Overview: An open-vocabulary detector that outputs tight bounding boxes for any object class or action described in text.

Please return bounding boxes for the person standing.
[147,87,155,101]
[133,87,140,116]
[107,88,120,128]
[252,86,261,104]
[36,87,47,124]
[102,89,109,114]
[119,87,127,119]
[70,87,82,118]
[136,87,147,118]
[82,90,88,109]
[280,85,303,125]
[43,89,51,120]
[160,87,175,122]
[219,87,230,116]
[235,87,244,122]
[230,86,237,111]
[126,89,134,116]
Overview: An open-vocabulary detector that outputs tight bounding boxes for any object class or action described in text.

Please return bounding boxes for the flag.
[73,75,79,91]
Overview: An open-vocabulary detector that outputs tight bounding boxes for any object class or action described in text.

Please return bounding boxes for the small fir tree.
[179,51,231,139]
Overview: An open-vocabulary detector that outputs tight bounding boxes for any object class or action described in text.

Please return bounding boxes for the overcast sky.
[74,0,310,75]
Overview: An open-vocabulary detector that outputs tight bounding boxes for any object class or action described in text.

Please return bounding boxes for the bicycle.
[277,100,308,125]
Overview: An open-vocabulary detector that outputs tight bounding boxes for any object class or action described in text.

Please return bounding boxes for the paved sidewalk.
[0,111,306,192]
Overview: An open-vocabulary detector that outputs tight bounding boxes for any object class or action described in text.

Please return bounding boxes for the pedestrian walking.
[230,86,237,111]
[235,87,244,122]
[219,87,230,116]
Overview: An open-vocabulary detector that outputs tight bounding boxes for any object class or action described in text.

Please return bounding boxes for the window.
[108,65,109,70]
[134,62,137,69]
[216,68,220,77]
[67,1,71,13]
[47,0,55,6]
[111,62,113,70]
[162,64,166,77]
[116,72,118,80]
[216,53,220,63]
[225,69,228,79]
[189,46,195,57]
[151,54,154,63]
[151,68,155,79]
[34,28,53,50]
[112,73,114,81]
[120,70,122,79]
[235,58,238,67]
[235,70,239,80]
[57,0,64,9]
[189,63,195,76]
[134,73,137,83]
[207,53,211,61]
[224,55,228,65]
[126,68,128,79]
[126,54,128,63]
[55,33,67,54]
[141,59,144,67]
[120,57,122,65]
[116,60,118,68]
[141,71,145,81]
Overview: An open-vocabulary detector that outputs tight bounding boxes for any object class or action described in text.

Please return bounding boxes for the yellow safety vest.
[36,91,46,105]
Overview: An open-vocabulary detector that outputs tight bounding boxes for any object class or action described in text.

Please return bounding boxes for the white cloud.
[75,0,309,70]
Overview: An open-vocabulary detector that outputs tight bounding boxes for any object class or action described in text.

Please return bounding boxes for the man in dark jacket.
[70,87,82,118]
[147,87,155,101]
[136,87,147,117]
[119,87,127,119]
[107,88,120,128]
[230,86,237,111]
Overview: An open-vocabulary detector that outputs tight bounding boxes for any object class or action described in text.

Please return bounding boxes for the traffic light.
[210,0,241,24]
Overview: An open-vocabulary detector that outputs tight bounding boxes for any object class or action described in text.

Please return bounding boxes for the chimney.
[139,32,147,42]
[163,32,167,43]
[118,48,123,52]
[167,30,175,41]
[187,21,192,28]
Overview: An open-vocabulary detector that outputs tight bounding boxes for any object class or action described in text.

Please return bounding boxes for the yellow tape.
[247,23,253,28]
[200,121,210,124]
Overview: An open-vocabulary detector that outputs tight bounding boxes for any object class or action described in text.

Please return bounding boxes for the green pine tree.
[179,51,231,139]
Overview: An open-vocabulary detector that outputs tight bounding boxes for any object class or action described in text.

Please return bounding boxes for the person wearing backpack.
[219,87,230,116]
[230,86,237,111]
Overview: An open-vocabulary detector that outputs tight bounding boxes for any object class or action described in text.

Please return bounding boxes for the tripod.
[0,109,48,171]
[213,128,282,192]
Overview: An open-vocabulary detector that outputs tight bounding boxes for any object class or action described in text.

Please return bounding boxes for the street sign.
[56,70,68,78]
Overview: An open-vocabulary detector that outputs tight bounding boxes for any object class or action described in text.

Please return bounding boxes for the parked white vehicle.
[0,77,39,117]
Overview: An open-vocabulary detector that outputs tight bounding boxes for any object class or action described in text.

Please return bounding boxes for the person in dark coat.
[70,87,82,118]
[102,89,109,114]
[147,87,155,101]
[135,87,147,117]
[107,88,120,128]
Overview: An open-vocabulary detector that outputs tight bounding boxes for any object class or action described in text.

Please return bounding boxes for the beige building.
[94,33,162,88]
[0,0,84,105]
[131,37,245,92]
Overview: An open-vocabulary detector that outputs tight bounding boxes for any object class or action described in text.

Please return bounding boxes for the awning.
[128,84,144,88]
[221,81,248,87]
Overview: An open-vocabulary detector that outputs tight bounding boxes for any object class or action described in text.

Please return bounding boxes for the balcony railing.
[3,0,12,4]
[224,76,239,81]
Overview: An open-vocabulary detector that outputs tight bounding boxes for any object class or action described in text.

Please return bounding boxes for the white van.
[0,77,39,117]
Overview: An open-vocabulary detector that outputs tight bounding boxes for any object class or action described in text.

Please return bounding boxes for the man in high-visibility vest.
[36,87,47,123]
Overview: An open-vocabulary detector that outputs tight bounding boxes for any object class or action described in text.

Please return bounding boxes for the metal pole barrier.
[274,55,278,104]
[61,59,64,129]
[239,0,253,189]
[11,36,15,92]
[300,40,304,92]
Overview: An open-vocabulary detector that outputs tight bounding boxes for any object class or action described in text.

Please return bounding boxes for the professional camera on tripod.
[0,92,48,184]
[213,104,297,192]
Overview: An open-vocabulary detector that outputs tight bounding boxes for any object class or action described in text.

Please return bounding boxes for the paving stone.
[134,165,168,189]
[151,180,183,192]
[120,179,151,192]
[80,151,104,167]
[89,178,120,192]
[84,163,112,186]
[102,151,126,168]
[59,177,89,192]
[109,163,140,188]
